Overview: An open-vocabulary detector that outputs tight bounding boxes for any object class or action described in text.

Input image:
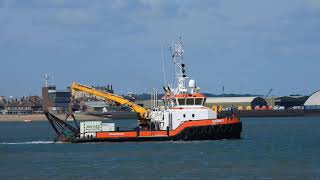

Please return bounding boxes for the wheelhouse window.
[186,98,195,105]
[170,99,177,107]
[177,98,185,106]
[163,99,177,107]
[195,98,204,105]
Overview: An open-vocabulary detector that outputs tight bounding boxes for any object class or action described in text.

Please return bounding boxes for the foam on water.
[0,141,54,145]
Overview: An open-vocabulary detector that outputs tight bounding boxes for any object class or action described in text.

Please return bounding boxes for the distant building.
[0,103,4,112]
[205,97,268,109]
[133,99,153,109]
[81,101,109,112]
[274,96,308,109]
[4,96,42,115]
[135,96,268,110]
[0,96,6,103]
[42,85,71,113]
[304,91,320,109]
[0,96,5,111]
[74,85,114,100]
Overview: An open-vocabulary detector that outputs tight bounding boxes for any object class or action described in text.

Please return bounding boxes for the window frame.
[186,98,195,106]
[195,98,204,105]
[177,98,186,106]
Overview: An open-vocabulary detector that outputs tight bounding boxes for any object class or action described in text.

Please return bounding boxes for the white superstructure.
[149,38,217,130]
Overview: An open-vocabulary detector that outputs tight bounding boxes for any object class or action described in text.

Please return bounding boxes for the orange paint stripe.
[139,131,167,136]
[95,117,240,139]
[96,131,137,138]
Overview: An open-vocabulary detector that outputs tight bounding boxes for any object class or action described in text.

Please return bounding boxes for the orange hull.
[72,117,242,143]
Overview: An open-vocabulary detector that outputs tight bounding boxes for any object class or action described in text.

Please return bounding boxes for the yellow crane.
[70,82,149,124]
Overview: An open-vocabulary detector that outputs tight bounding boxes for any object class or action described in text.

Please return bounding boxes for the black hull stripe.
[69,122,242,143]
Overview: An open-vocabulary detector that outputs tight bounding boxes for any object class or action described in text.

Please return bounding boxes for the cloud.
[1,0,320,96]
[1,0,318,49]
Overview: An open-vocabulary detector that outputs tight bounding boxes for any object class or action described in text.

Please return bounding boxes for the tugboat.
[45,37,242,143]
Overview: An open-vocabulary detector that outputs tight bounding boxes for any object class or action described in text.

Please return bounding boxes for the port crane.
[70,82,149,125]
[265,88,273,99]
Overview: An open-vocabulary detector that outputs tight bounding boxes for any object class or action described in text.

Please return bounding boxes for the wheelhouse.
[162,93,206,107]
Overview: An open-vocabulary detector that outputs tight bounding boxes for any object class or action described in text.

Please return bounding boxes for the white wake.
[0,141,54,145]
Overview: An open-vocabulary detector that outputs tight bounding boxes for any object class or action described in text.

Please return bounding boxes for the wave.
[0,141,54,145]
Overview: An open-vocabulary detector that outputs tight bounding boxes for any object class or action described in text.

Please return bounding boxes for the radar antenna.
[170,37,188,94]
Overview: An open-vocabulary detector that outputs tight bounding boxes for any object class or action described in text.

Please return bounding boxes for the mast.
[43,73,49,87]
[171,37,188,94]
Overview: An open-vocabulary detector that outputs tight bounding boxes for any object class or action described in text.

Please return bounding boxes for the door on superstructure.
[169,113,173,130]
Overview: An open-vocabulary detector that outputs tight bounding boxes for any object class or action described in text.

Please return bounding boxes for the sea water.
[1,117,320,179]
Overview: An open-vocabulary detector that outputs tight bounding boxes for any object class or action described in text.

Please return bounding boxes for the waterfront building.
[0,96,6,103]
[80,101,109,112]
[4,96,42,115]
[304,91,320,109]
[135,96,268,110]
[74,85,114,100]
[0,96,5,111]
[205,97,268,110]
[0,103,4,112]
[274,96,308,109]
[42,85,71,113]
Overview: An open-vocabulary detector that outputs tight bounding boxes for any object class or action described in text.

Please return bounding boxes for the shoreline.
[1,109,320,122]
[0,114,107,122]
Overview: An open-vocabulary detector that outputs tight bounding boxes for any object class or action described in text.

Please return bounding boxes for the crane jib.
[71,82,147,119]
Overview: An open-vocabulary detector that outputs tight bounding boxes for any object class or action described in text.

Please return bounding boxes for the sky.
[0,0,319,97]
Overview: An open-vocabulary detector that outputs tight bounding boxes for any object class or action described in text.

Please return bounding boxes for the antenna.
[305,80,308,96]
[222,86,225,96]
[161,45,167,86]
[170,36,188,94]
[43,73,49,87]
[51,76,55,86]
